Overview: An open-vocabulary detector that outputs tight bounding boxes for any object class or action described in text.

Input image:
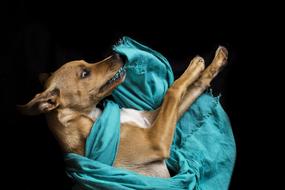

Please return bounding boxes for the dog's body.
[19,47,228,178]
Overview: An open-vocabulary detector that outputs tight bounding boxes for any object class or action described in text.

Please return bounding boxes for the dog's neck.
[45,105,101,155]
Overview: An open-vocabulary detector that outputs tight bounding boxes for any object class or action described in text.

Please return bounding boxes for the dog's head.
[18,54,125,115]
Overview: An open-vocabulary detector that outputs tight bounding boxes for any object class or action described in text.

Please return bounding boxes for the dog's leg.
[178,46,228,119]
[148,56,205,158]
[115,47,228,173]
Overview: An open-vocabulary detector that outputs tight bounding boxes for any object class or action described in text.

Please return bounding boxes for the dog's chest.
[120,108,151,128]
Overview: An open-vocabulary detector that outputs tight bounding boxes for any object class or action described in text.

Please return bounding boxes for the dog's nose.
[112,53,121,60]
[112,53,126,64]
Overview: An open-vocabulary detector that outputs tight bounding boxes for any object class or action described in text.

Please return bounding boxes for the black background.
[2,1,283,190]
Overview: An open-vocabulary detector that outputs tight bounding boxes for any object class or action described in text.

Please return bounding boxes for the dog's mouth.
[99,66,126,94]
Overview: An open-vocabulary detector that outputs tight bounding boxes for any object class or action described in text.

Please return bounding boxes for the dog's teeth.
[107,68,125,85]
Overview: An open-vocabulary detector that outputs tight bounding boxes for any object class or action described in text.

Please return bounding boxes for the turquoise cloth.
[65,37,236,190]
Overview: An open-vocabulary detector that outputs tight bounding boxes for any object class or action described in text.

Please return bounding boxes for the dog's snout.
[112,53,126,64]
[112,53,121,60]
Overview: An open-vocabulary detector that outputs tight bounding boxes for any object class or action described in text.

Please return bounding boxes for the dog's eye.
[80,69,91,79]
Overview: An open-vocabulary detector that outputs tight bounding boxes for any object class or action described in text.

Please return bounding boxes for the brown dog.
[18,47,228,178]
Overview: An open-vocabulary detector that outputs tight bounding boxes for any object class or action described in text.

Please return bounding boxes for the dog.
[18,46,228,178]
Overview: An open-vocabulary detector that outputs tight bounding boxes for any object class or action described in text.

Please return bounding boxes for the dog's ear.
[38,73,52,86]
[17,88,60,115]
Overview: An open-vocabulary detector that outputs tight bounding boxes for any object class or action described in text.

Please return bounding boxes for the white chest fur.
[88,106,151,128]
[88,107,102,122]
[120,108,151,128]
